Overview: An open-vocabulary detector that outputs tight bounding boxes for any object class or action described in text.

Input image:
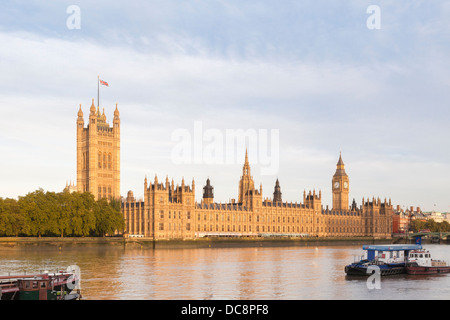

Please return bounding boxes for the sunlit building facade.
[122,151,393,239]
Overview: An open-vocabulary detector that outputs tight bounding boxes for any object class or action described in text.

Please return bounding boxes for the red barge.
[0,270,81,300]
[406,249,450,275]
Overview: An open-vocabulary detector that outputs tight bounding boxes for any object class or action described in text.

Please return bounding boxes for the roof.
[362,244,422,251]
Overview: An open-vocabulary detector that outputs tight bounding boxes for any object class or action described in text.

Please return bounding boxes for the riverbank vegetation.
[410,219,450,233]
[0,189,124,237]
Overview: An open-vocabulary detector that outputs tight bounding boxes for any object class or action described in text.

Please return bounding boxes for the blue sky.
[0,0,449,212]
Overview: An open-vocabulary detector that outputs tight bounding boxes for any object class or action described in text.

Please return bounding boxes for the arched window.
[108,153,112,169]
[98,152,102,168]
[103,153,107,169]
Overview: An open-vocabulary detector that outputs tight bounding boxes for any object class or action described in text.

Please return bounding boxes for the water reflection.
[1,244,450,299]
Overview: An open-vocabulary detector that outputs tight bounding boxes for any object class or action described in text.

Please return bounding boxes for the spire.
[238,147,255,204]
[337,152,344,166]
[333,152,347,177]
[90,98,96,115]
[273,178,282,203]
[77,104,83,119]
[114,103,119,118]
[242,148,251,176]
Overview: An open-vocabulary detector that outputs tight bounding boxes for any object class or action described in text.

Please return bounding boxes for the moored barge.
[345,244,422,276]
[0,270,81,300]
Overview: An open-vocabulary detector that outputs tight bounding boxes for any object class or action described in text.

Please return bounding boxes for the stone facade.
[122,151,393,239]
[76,99,120,200]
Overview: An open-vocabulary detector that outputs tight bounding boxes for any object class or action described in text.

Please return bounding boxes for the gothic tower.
[238,149,255,206]
[273,178,282,203]
[332,152,349,211]
[202,178,214,205]
[77,99,120,200]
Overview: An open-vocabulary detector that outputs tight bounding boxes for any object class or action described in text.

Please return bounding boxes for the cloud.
[1,1,450,211]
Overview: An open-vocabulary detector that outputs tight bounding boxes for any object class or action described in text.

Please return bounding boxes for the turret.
[77,104,84,122]
[203,178,214,205]
[113,103,120,131]
[89,98,96,116]
[304,190,322,211]
[273,178,282,203]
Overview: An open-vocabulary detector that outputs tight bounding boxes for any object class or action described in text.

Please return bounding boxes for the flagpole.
[97,75,100,107]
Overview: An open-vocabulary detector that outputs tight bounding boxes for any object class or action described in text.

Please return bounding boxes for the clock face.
[334,182,339,189]
[344,182,348,188]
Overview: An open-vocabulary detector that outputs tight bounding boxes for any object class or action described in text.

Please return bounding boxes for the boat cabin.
[362,244,422,264]
[408,249,447,267]
[17,277,53,300]
[408,250,432,267]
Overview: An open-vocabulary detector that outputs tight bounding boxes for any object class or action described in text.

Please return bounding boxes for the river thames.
[1,243,449,300]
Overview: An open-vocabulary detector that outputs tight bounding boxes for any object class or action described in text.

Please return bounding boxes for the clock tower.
[332,153,349,211]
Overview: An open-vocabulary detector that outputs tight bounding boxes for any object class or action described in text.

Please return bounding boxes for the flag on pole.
[97,76,109,107]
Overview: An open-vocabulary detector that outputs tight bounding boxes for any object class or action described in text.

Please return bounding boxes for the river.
[1,243,449,300]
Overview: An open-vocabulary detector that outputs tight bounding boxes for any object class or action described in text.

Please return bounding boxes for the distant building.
[427,211,444,223]
[63,180,77,194]
[415,211,450,224]
[392,206,423,233]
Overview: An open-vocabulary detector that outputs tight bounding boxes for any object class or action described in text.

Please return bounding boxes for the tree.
[45,191,61,236]
[57,191,73,237]
[69,192,96,237]
[18,189,50,237]
[441,221,450,232]
[6,198,24,236]
[410,219,425,232]
[425,219,438,232]
[0,198,7,235]
[80,192,96,236]
[109,197,125,234]
[94,197,124,236]
[0,189,125,238]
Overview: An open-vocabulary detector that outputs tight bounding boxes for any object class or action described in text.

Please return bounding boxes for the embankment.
[0,236,394,249]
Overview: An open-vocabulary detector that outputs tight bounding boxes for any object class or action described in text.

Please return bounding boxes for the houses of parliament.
[75,100,393,239]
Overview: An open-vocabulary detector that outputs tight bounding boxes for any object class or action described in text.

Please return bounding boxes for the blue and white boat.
[345,244,423,276]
